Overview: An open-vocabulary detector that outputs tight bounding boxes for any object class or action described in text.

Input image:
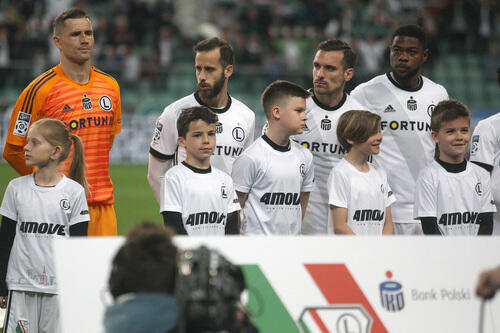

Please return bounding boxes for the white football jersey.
[351,73,449,223]
[0,175,89,294]
[293,93,366,234]
[328,159,396,235]
[470,113,500,233]
[414,160,496,236]
[232,136,314,235]
[150,92,255,174]
[160,162,240,236]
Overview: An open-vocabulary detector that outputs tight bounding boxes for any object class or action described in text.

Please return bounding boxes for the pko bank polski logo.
[379,270,405,312]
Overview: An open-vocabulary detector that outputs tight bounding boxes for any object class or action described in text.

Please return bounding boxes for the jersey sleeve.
[382,169,396,207]
[243,114,255,150]
[150,104,179,160]
[349,84,370,110]
[480,174,497,213]
[160,172,183,213]
[413,170,437,218]
[231,153,256,193]
[226,179,241,214]
[69,187,90,225]
[0,181,18,221]
[301,151,314,192]
[470,121,497,166]
[111,81,122,135]
[328,167,348,208]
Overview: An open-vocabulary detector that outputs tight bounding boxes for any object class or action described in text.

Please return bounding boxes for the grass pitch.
[0,163,162,235]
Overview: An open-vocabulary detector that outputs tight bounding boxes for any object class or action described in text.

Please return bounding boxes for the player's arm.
[331,205,355,235]
[300,192,310,220]
[477,212,493,235]
[0,216,16,307]
[110,135,115,148]
[225,211,239,235]
[162,211,188,235]
[236,191,248,207]
[420,217,442,235]
[3,143,34,175]
[148,154,173,204]
[382,206,394,235]
[69,222,89,236]
[476,266,500,299]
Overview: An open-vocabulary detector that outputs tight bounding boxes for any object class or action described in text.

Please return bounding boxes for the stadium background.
[0,0,499,235]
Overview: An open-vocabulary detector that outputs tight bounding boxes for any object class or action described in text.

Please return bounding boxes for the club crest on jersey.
[81,94,93,110]
[99,95,113,111]
[475,182,483,196]
[221,184,228,199]
[471,135,479,154]
[384,104,396,113]
[16,320,29,333]
[407,96,417,111]
[299,163,306,177]
[427,104,436,117]
[60,199,70,210]
[321,116,331,130]
[232,126,245,142]
[215,122,223,134]
[13,112,31,137]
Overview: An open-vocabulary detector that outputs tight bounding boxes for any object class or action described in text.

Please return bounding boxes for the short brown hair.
[177,106,219,138]
[193,37,235,68]
[431,99,470,159]
[53,8,91,35]
[315,39,357,69]
[261,80,310,118]
[337,110,381,152]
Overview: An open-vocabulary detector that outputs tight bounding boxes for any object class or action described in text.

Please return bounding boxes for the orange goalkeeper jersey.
[5,64,122,204]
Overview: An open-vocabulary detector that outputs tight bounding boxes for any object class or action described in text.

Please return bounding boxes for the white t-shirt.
[292,93,365,235]
[0,174,89,294]
[470,113,500,229]
[150,92,255,175]
[160,162,240,235]
[414,160,496,236]
[351,73,449,223]
[328,159,395,235]
[231,135,314,235]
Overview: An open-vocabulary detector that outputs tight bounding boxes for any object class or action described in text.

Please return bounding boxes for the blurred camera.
[175,246,258,333]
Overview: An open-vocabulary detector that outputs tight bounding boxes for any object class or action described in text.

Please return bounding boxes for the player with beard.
[148,38,255,203]
[351,25,449,235]
[293,39,365,235]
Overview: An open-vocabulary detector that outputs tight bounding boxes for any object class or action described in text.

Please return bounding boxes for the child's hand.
[0,295,7,309]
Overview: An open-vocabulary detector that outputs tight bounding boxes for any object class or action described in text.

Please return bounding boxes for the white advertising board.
[54,236,500,333]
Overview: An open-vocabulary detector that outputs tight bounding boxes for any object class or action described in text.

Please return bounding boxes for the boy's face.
[352,130,382,156]
[178,119,216,164]
[431,117,470,163]
[278,96,307,135]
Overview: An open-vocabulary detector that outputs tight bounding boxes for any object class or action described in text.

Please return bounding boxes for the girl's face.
[24,127,58,168]
[352,130,383,156]
[431,117,470,163]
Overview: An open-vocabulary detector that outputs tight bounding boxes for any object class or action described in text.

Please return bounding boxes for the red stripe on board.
[309,309,330,333]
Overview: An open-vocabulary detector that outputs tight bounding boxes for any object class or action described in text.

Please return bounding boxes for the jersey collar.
[386,72,423,92]
[182,161,212,174]
[194,92,232,113]
[311,91,347,111]
[262,134,291,152]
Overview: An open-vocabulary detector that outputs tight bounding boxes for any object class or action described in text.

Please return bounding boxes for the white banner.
[54,236,500,333]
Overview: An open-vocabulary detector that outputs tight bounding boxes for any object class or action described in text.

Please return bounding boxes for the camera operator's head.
[104,222,179,333]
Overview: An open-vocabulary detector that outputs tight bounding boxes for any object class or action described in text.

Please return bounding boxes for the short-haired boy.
[329,110,395,235]
[414,100,495,235]
[160,106,240,235]
[232,80,314,235]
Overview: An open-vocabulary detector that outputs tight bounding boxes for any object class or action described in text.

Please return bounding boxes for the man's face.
[53,18,94,64]
[312,50,352,97]
[389,36,428,81]
[195,49,231,100]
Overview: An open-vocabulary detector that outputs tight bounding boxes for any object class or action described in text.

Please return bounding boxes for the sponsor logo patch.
[471,135,479,155]
[13,112,32,137]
